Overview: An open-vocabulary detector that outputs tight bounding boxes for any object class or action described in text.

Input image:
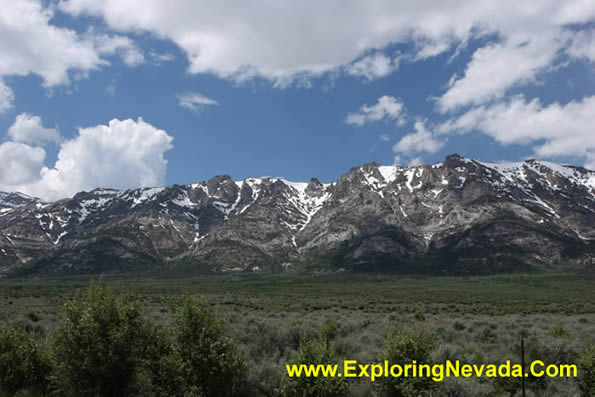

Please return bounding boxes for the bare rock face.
[1,154,594,276]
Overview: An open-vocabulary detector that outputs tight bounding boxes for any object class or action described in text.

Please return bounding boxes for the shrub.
[548,323,571,339]
[24,311,42,323]
[376,327,437,397]
[133,325,187,397]
[579,344,595,396]
[168,294,247,396]
[452,321,466,331]
[0,324,51,395]
[278,339,347,397]
[52,280,155,396]
[320,321,338,349]
[414,311,425,322]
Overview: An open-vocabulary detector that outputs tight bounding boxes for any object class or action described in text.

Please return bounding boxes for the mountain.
[1,155,594,277]
[0,192,40,209]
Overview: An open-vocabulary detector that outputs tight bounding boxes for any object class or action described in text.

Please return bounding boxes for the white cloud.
[437,34,565,112]
[567,28,595,63]
[150,52,175,63]
[0,142,46,186]
[413,36,455,60]
[0,117,173,201]
[346,96,405,126]
[392,120,445,162]
[0,0,104,87]
[89,31,145,66]
[0,0,145,101]
[408,156,424,167]
[58,0,595,91]
[437,95,595,168]
[177,92,218,111]
[8,113,61,145]
[0,79,14,112]
[346,53,400,81]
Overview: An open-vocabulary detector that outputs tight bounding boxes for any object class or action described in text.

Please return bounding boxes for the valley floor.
[1,271,594,396]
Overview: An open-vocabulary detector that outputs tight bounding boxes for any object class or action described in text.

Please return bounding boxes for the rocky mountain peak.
[305,177,324,196]
[1,155,594,276]
[0,192,40,210]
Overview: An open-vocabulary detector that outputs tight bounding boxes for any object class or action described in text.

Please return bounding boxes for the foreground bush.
[376,327,436,397]
[50,282,247,396]
[0,324,51,395]
[52,280,155,396]
[278,338,347,397]
[160,295,248,396]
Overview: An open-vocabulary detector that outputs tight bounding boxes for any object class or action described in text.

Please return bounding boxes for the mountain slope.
[1,155,594,276]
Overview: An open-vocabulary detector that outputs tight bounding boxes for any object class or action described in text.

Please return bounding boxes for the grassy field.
[1,270,594,396]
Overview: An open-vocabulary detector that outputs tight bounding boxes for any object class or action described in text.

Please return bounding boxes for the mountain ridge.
[1,154,594,277]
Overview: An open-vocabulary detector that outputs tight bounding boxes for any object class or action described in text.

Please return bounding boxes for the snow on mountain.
[1,155,594,276]
[0,192,40,211]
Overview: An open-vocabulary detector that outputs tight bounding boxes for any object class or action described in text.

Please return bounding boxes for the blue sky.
[1,1,595,200]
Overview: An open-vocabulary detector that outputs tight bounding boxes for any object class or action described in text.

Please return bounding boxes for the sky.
[1,1,595,201]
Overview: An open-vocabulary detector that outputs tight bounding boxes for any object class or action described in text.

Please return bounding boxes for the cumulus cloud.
[0,79,14,112]
[346,53,400,81]
[392,120,445,164]
[58,0,595,92]
[8,113,61,145]
[177,92,219,111]
[437,95,595,168]
[0,117,174,201]
[346,96,406,126]
[0,0,144,100]
[0,142,46,186]
[0,0,104,87]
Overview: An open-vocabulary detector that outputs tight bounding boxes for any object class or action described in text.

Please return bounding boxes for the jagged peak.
[0,191,39,200]
[2,156,593,208]
[305,177,324,197]
[207,174,233,188]
[0,191,41,210]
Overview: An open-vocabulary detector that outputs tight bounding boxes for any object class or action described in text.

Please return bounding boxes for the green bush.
[320,321,338,349]
[376,327,437,397]
[131,324,187,397]
[579,344,595,396]
[52,280,155,396]
[0,324,51,395]
[278,339,347,397]
[167,294,247,396]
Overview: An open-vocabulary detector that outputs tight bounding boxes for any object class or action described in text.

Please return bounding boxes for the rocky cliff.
[1,155,594,276]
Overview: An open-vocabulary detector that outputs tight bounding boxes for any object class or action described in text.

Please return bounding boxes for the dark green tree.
[376,327,437,397]
[168,294,247,396]
[0,324,51,395]
[278,338,347,397]
[52,280,155,396]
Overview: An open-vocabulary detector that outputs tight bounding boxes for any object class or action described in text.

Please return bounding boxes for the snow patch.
[130,187,164,208]
[172,192,195,208]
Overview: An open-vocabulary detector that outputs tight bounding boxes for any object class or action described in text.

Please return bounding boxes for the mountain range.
[1,154,594,277]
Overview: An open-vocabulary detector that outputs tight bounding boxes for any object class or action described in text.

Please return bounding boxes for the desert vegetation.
[0,272,594,396]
